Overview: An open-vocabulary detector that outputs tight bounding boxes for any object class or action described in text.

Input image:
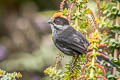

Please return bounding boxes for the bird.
[48,12,119,69]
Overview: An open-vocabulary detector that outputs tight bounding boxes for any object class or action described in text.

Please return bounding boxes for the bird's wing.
[57,27,90,54]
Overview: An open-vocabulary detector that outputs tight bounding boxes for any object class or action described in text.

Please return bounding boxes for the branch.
[96,0,102,18]
[113,2,120,75]
[90,11,99,30]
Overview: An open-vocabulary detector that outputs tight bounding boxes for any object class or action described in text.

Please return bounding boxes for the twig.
[91,14,99,30]
[81,63,89,75]
[96,75,107,80]
[54,52,64,69]
[90,11,99,30]
[95,63,106,76]
[86,52,92,62]
[60,0,66,12]
[67,3,75,22]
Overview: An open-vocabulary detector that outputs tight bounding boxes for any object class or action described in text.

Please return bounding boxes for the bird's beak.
[47,19,53,24]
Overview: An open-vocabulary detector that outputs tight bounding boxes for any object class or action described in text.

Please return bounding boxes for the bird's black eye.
[54,19,60,24]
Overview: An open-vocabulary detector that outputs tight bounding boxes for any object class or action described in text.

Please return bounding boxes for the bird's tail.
[96,52,120,71]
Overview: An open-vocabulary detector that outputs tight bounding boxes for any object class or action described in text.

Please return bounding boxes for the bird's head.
[48,12,69,31]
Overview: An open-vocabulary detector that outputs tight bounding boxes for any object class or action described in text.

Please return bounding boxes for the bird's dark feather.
[52,25,118,68]
[53,26,90,55]
[50,17,119,68]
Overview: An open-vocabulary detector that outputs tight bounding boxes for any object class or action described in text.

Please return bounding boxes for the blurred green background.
[0,0,96,80]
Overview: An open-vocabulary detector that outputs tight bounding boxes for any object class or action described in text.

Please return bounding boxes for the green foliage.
[44,55,86,80]
[0,69,22,80]
[100,1,120,19]
[97,0,120,79]
[112,0,120,3]
[45,0,120,79]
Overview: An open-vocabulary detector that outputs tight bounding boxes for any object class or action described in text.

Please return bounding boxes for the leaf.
[112,0,120,2]
[112,60,120,66]
[107,74,117,80]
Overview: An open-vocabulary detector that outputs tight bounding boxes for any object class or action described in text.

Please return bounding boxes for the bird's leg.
[70,54,79,73]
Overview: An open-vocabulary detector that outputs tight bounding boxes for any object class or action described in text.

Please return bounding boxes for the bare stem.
[75,7,79,27]
[60,0,66,11]
[68,3,75,22]
[54,52,64,69]
[91,12,99,30]
[113,2,120,75]
[96,0,101,18]
[74,3,79,30]
[90,49,95,78]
